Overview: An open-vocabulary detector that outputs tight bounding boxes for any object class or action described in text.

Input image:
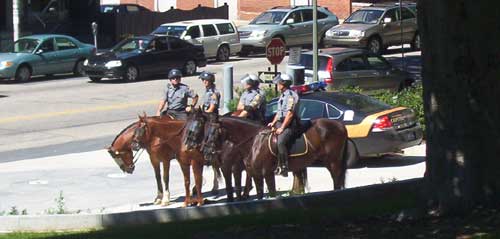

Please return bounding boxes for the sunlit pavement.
[0,143,425,215]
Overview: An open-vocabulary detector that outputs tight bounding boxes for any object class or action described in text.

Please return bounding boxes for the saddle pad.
[268,133,310,158]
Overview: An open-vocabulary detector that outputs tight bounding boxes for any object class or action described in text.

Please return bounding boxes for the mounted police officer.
[199,71,220,114]
[236,73,266,123]
[156,69,198,120]
[268,74,300,177]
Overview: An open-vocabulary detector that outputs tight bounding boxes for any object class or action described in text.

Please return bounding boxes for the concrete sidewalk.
[0,144,426,216]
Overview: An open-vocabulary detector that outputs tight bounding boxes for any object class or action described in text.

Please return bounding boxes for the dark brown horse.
[201,116,353,199]
[185,111,254,202]
[132,114,208,207]
[107,116,219,207]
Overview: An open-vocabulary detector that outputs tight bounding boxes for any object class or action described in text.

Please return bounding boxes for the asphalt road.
[0,49,421,162]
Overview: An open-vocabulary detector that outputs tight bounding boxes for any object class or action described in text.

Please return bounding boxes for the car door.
[334,54,378,90]
[365,54,398,90]
[380,8,400,46]
[282,10,304,46]
[167,37,191,70]
[149,37,172,74]
[297,99,328,122]
[400,7,417,43]
[184,25,202,45]
[297,9,314,45]
[200,24,220,58]
[33,38,58,75]
[54,37,80,73]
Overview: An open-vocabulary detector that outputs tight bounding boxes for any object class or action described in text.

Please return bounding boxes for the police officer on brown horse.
[268,74,300,177]
[156,69,198,120]
[236,74,266,123]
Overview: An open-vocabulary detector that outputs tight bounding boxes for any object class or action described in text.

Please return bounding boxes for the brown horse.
[107,116,220,206]
[201,116,353,199]
[132,114,208,207]
[185,111,254,202]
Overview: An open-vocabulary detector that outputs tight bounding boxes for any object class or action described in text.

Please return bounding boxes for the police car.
[265,85,423,160]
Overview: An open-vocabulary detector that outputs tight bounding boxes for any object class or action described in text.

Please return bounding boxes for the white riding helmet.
[240,73,260,86]
[273,73,292,86]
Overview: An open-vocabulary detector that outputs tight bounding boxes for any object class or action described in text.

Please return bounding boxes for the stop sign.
[266,38,286,65]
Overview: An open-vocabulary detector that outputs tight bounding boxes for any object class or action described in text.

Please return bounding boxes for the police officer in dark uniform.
[199,71,220,114]
[268,74,300,177]
[156,69,198,120]
[237,74,266,123]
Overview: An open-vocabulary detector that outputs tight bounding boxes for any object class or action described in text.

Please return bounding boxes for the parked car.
[237,6,339,56]
[297,48,414,92]
[0,34,95,82]
[100,4,150,13]
[324,3,419,54]
[265,91,423,160]
[152,19,241,61]
[83,35,206,82]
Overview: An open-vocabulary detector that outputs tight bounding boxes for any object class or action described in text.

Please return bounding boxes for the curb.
[0,178,423,232]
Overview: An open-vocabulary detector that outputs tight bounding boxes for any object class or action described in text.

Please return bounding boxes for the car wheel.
[216,45,230,62]
[183,60,197,76]
[123,65,139,82]
[367,36,383,55]
[346,139,360,168]
[15,65,31,82]
[73,59,86,76]
[411,33,421,51]
[89,77,102,82]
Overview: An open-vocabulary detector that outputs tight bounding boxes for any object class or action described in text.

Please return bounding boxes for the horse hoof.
[161,201,170,207]
[153,198,162,205]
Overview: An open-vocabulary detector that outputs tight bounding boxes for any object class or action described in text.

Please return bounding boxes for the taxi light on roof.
[372,115,392,132]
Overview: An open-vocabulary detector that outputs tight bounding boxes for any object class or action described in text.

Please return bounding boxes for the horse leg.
[192,161,204,206]
[160,159,171,206]
[264,172,277,198]
[150,157,163,205]
[253,175,265,200]
[328,162,345,190]
[211,166,220,195]
[292,169,307,195]
[222,164,234,202]
[180,163,191,207]
[233,166,243,201]
[242,171,252,200]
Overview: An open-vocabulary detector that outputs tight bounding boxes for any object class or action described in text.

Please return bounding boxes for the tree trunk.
[418,0,500,212]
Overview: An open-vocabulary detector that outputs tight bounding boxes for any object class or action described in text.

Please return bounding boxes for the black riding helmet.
[168,69,182,79]
[199,71,215,83]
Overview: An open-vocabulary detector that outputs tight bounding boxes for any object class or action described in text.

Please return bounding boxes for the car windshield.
[8,39,40,53]
[344,10,384,24]
[111,38,150,53]
[335,94,391,114]
[299,54,330,70]
[250,11,287,25]
[152,25,187,37]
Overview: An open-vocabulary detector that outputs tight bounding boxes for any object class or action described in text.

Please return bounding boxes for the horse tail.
[339,138,352,189]
[302,168,309,193]
[214,165,223,182]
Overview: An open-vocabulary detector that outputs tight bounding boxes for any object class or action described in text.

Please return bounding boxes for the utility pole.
[312,0,318,82]
[13,0,21,41]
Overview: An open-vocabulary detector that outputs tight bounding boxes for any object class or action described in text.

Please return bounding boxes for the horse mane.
[111,121,138,147]
[220,116,264,128]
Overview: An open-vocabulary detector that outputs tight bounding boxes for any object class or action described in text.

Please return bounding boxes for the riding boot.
[275,151,289,177]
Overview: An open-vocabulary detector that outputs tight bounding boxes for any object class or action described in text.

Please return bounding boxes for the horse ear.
[142,111,147,118]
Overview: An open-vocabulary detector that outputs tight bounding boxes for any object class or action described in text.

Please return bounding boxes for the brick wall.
[120,0,154,10]
[177,0,213,10]
[319,0,352,20]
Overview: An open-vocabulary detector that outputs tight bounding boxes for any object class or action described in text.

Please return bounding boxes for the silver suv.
[238,6,339,56]
[324,4,419,55]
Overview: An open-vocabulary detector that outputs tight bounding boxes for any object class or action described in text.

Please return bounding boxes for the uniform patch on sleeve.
[287,97,295,110]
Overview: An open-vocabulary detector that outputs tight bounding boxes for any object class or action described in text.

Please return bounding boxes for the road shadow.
[87,72,203,84]
[353,155,425,169]
[0,73,80,84]
[206,58,248,65]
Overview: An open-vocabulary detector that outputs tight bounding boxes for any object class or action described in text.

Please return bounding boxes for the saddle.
[268,133,310,158]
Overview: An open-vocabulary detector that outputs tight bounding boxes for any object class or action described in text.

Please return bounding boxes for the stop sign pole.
[266,38,286,81]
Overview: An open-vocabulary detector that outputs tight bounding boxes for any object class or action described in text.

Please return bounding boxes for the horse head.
[106,122,140,174]
[131,113,150,151]
[184,108,207,150]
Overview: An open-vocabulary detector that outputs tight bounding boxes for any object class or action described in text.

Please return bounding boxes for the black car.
[83,35,206,82]
[265,91,423,159]
[100,4,150,13]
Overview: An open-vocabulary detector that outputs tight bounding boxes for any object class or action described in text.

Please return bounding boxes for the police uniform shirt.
[164,83,197,111]
[277,89,299,120]
[203,87,220,112]
[239,89,262,110]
